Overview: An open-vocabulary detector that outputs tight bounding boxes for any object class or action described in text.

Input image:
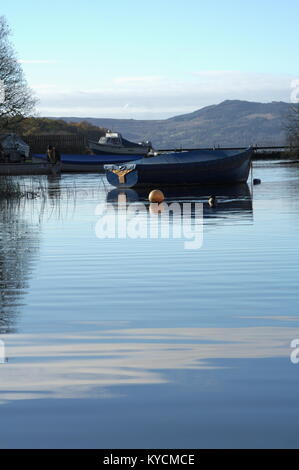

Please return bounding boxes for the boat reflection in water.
[106,183,253,223]
[100,184,253,249]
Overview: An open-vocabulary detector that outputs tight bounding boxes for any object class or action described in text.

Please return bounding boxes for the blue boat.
[104,148,253,188]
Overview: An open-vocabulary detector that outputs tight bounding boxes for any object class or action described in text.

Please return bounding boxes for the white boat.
[88,131,152,156]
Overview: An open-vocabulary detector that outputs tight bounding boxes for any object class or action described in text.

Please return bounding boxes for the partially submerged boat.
[0,162,61,176]
[104,148,253,188]
[88,131,152,156]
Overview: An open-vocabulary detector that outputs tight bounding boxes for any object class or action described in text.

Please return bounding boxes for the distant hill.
[55,100,291,148]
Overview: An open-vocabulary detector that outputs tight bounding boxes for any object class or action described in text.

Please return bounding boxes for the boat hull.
[33,153,144,169]
[104,148,252,188]
[0,161,106,175]
[0,162,62,176]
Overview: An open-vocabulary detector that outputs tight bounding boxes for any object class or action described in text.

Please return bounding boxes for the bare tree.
[0,16,36,130]
[286,104,299,148]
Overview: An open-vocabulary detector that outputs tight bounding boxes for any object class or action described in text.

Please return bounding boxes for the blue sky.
[2,0,299,118]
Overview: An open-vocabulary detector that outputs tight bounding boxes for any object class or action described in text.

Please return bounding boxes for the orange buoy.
[148,189,165,203]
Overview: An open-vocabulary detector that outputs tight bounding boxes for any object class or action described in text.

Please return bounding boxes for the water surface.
[0,162,298,448]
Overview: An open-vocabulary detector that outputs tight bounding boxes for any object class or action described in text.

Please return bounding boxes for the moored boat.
[88,131,152,156]
[104,148,253,188]
[0,159,105,175]
[0,162,61,176]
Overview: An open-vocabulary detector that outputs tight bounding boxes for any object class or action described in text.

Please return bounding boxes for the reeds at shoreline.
[0,176,40,200]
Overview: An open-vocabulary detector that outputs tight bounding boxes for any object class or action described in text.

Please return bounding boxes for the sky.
[2,0,299,119]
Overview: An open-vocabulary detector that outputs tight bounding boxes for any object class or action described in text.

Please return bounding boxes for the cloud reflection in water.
[0,323,294,403]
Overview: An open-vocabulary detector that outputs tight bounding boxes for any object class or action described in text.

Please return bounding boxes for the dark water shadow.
[0,197,40,334]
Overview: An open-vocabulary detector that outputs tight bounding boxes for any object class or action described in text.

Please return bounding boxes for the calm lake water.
[0,161,299,448]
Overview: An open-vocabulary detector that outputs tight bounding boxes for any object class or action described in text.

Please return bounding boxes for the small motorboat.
[104,148,253,188]
[88,131,152,156]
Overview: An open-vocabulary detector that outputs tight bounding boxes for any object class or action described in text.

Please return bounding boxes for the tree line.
[0,16,35,129]
[16,117,106,137]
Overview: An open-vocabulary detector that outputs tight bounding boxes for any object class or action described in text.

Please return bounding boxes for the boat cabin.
[98,132,122,147]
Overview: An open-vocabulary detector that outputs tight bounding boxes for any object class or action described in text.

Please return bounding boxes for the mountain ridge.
[53,100,291,148]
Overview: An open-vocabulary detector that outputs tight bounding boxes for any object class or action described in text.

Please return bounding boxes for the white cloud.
[32,83,59,90]
[192,70,294,94]
[33,71,296,118]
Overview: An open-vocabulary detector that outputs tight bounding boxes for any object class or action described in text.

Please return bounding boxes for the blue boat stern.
[104,164,138,188]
